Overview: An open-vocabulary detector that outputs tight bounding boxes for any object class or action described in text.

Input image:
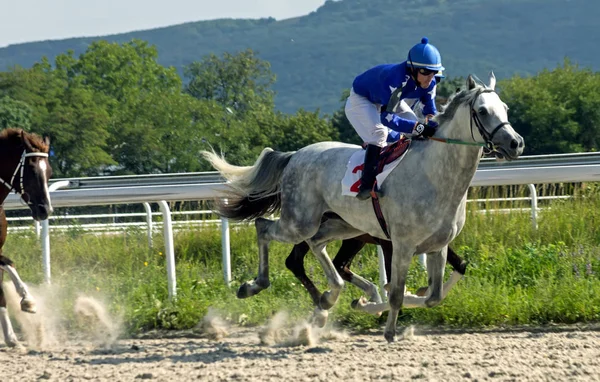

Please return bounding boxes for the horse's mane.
[435,83,484,127]
[0,128,49,152]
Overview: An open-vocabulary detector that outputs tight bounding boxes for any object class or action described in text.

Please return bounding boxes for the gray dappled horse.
[203,74,524,342]
[0,128,53,347]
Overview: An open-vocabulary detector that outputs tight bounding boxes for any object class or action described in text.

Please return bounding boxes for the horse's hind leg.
[305,219,364,311]
[333,237,382,304]
[415,246,467,297]
[0,276,19,347]
[0,256,37,314]
[238,215,324,299]
[285,241,322,306]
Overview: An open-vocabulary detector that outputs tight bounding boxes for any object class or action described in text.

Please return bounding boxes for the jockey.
[345,37,444,200]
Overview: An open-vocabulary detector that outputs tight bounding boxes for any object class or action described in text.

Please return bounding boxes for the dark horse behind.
[0,128,53,347]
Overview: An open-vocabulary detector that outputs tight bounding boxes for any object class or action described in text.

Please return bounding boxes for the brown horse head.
[0,128,53,220]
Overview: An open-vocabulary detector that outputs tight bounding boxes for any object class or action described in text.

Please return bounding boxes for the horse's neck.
[423,107,482,195]
[437,105,481,144]
[0,188,9,205]
[0,141,20,190]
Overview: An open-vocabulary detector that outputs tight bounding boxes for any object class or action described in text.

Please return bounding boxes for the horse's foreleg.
[423,247,447,307]
[0,279,19,347]
[0,255,36,314]
[384,242,413,343]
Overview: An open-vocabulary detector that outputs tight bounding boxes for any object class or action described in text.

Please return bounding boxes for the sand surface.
[2,323,600,382]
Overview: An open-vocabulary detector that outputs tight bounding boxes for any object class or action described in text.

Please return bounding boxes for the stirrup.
[356,187,382,200]
[356,188,372,200]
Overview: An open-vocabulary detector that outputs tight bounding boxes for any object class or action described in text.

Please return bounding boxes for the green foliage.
[0,43,341,175]
[184,49,276,114]
[499,59,600,154]
[0,95,32,129]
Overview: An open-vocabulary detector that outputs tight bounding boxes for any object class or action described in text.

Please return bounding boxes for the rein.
[428,136,487,147]
[0,150,49,204]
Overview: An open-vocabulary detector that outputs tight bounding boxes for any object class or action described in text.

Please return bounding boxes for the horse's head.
[20,131,53,221]
[466,72,524,160]
[0,129,54,221]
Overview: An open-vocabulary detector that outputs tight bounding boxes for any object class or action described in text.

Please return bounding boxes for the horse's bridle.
[469,88,512,154]
[0,150,49,204]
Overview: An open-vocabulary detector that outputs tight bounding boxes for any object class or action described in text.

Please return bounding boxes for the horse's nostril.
[510,139,519,149]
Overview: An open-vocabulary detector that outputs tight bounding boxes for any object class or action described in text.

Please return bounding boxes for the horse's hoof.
[319,291,335,310]
[458,260,469,275]
[351,296,368,310]
[384,330,395,343]
[415,287,428,297]
[21,298,37,314]
[237,283,254,299]
[310,308,328,328]
[236,278,270,299]
[5,336,19,348]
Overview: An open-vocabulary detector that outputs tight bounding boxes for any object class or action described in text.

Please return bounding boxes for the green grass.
[6,187,600,334]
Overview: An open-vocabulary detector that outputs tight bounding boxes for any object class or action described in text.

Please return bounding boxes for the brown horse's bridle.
[0,150,49,204]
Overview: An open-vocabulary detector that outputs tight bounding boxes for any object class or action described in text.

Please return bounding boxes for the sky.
[0,0,327,47]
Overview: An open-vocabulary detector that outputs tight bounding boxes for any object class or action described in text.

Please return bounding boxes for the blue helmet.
[407,37,444,71]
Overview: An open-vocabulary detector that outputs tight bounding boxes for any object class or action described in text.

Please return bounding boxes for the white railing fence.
[4,152,600,299]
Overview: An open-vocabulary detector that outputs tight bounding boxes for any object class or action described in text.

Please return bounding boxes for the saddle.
[349,136,411,194]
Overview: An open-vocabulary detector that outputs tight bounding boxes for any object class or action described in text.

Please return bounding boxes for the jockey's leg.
[345,88,387,200]
[356,144,382,200]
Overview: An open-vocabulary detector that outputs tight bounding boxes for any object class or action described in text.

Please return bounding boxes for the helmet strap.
[407,52,422,87]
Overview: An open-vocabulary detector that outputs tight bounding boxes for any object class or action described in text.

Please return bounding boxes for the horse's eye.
[478,107,488,115]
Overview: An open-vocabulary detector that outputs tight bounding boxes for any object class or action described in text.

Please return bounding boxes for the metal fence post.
[527,184,538,230]
[159,201,177,300]
[41,180,70,284]
[221,199,231,286]
[377,245,387,301]
[143,202,153,249]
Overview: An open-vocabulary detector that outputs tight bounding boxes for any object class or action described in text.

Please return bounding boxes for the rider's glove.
[413,122,436,138]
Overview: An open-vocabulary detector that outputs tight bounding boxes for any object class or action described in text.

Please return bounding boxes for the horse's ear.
[467,75,477,90]
[20,129,34,152]
[488,71,496,90]
[43,134,51,147]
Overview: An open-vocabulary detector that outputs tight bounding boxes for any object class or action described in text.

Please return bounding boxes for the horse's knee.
[388,288,404,309]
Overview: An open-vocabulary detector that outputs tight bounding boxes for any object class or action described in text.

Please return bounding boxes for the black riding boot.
[356,144,382,200]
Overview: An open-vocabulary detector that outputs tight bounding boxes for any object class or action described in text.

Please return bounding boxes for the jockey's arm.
[380,111,418,134]
[421,85,438,118]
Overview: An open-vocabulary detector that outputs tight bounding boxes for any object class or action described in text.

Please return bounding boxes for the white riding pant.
[345,88,419,147]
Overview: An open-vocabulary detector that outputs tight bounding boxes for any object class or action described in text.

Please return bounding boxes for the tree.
[0,96,32,129]
[499,59,600,154]
[184,49,276,115]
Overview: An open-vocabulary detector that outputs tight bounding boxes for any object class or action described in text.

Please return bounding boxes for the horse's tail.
[201,148,295,221]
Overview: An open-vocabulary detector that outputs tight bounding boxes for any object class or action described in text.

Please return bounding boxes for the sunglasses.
[418,68,436,76]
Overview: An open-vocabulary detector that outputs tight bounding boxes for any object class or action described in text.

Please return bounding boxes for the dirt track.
[2,323,600,382]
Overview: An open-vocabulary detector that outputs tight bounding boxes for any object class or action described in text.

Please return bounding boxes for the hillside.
[0,0,597,114]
